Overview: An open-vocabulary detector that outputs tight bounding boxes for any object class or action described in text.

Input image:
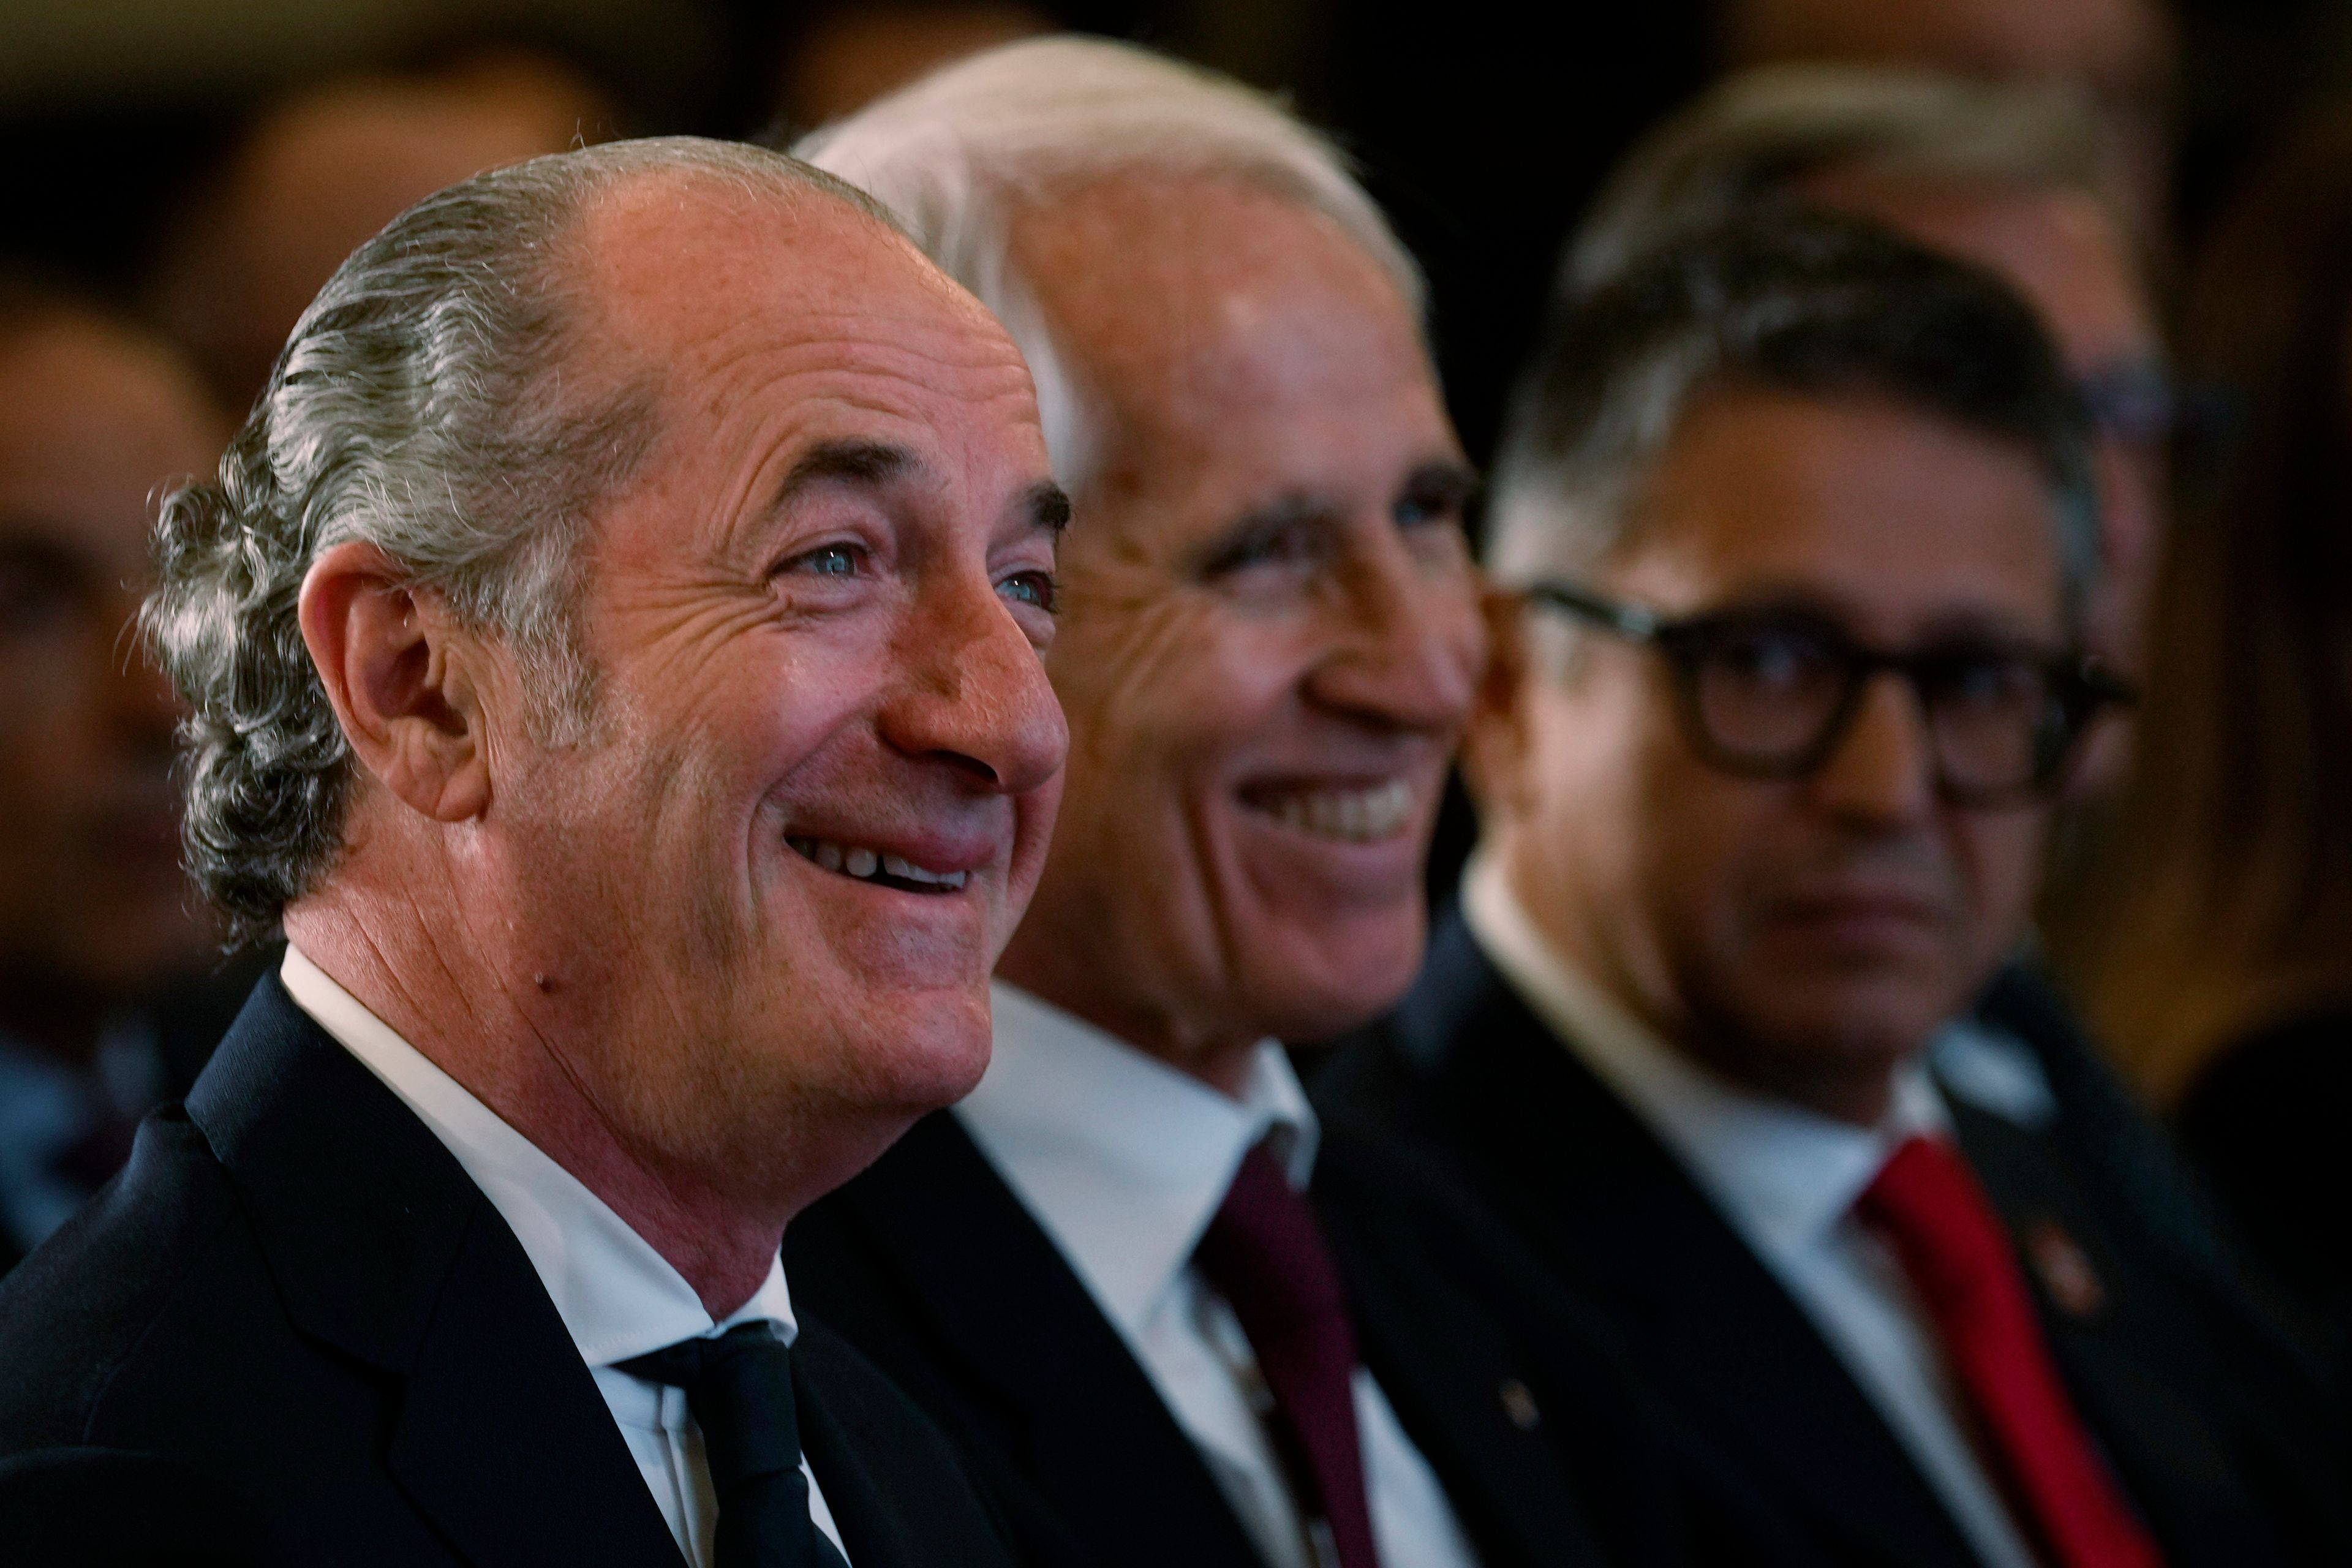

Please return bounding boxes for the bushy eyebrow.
[775,439,919,505]
[1189,494,1344,579]
[775,443,1068,543]
[1404,459,1482,513]
[1019,480,1073,538]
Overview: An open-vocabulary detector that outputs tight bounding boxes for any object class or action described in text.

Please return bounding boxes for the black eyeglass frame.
[1523,579,2136,807]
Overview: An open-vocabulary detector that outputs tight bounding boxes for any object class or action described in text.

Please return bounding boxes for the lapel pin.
[2022,1216,2106,1319]
[1498,1377,1542,1431]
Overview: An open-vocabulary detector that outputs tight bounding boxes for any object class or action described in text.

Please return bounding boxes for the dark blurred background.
[6,0,2346,464]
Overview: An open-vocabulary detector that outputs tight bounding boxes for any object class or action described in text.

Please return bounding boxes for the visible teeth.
[1257,778,1415,842]
[786,835,968,890]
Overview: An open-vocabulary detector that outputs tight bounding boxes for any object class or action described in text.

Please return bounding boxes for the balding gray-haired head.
[1566,64,2108,298]
[794,34,1422,493]
[143,135,891,943]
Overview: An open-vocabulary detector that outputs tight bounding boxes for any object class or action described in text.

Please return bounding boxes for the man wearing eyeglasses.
[1317,209,2351,1568]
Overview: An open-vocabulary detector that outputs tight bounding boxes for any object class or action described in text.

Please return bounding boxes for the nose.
[878,571,1068,797]
[1807,671,1937,828]
[1303,542,1482,735]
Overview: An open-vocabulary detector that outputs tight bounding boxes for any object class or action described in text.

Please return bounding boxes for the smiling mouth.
[787,835,970,893]
[1237,778,1417,843]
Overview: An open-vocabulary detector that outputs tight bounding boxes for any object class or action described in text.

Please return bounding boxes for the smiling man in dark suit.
[0,136,1071,1566]
[1317,208,2352,1568]
[780,36,1689,1568]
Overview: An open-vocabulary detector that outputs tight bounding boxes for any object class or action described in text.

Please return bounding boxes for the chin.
[842,986,997,1110]
[1245,916,1429,1044]
[1744,986,1950,1071]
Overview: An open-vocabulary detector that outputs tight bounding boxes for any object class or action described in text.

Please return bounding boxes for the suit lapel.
[790,1322,923,1568]
[830,1112,1268,1568]
[186,976,682,1568]
[1313,1129,1632,1568]
[1951,1096,2313,1567]
[1404,921,1981,1568]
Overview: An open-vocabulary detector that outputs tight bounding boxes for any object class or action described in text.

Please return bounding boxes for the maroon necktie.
[1194,1141,1382,1568]
[1856,1136,2165,1568]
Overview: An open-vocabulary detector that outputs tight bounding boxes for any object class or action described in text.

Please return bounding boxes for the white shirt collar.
[1460,849,1949,1263]
[956,981,1317,1335]
[279,944,797,1367]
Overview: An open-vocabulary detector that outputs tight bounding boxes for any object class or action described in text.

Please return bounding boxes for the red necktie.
[1856,1136,2165,1568]
[1194,1142,1382,1568]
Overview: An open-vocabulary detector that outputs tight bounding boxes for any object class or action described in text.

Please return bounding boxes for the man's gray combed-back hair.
[1488,208,2100,620]
[793,34,1422,494]
[144,135,891,944]
[1565,64,2109,297]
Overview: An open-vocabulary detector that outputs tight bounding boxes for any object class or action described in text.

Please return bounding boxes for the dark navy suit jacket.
[1313,914,2352,1568]
[0,974,1021,1568]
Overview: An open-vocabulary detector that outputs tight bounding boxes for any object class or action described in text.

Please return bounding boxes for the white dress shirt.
[1461,851,2046,1568]
[279,946,850,1568]
[959,982,1481,1568]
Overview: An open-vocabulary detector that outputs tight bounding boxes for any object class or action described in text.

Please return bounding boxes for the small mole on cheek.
[533,973,556,993]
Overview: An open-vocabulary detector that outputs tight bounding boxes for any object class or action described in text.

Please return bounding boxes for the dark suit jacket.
[0,946,274,1280]
[783,1103,1691,1568]
[0,974,1022,1568]
[2176,1006,2352,1357]
[1313,914,2352,1568]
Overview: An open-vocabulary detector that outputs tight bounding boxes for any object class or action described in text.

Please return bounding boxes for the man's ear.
[298,541,493,823]
[1459,584,1536,823]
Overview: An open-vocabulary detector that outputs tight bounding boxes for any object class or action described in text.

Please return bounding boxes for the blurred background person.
[769,0,1050,130]
[1715,0,2177,238]
[2076,105,2352,1355]
[1526,65,2182,1012]
[1321,209,2350,1568]
[149,47,617,412]
[1416,64,2182,938]
[1569,66,2171,695]
[786,37,1690,1568]
[0,280,238,1276]
[1323,0,2177,474]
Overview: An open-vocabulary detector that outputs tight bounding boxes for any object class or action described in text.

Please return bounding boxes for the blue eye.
[1000,571,1057,612]
[777,543,866,581]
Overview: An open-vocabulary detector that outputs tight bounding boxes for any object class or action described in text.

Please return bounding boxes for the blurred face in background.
[1721,0,2177,235]
[777,2,1050,126]
[1805,171,2166,675]
[1477,387,2066,1124]
[0,311,224,1040]
[994,176,1484,1089]
[157,53,611,410]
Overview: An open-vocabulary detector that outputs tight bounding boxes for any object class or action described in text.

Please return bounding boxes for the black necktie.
[620,1321,848,1568]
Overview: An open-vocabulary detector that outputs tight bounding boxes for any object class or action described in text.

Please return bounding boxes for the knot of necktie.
[620,1321,845,1568]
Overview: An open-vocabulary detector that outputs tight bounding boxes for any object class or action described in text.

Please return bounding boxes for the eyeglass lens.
[1684,622,2058,796]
